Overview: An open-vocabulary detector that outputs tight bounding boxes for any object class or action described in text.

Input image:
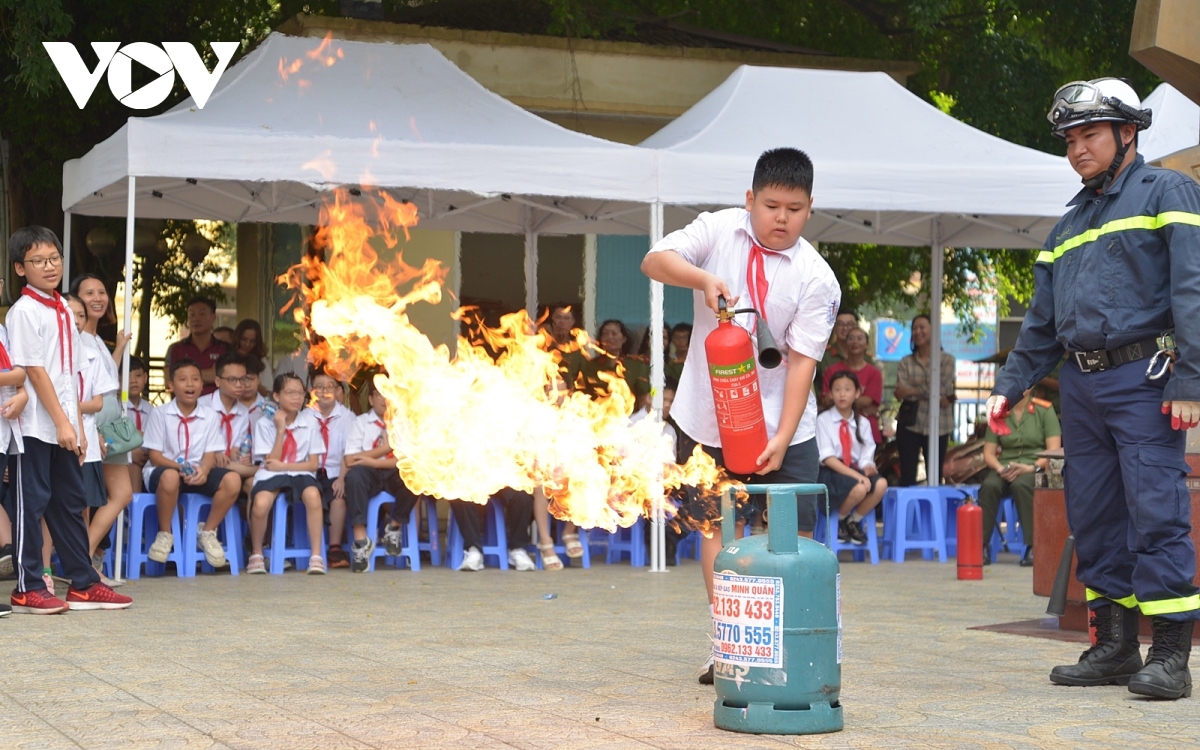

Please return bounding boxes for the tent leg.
[583,234,597,336]
[61,211,72,293]
[649,201,667,574]
[524,205,538,323]
[928,217,943,487]
[115,175,136,583]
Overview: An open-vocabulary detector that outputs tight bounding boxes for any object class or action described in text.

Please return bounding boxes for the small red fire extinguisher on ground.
[705,295,781,475]
[957,497,984,580]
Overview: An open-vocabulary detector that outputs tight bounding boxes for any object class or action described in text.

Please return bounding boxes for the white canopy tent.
[61,32,665,574]
[1140,82,1200,163]
[641,65,1081,487]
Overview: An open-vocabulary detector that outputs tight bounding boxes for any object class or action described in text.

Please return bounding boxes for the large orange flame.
[285,188,735,532]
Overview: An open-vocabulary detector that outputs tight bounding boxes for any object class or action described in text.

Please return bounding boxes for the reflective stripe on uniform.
[1138,594,1200,616]
[1086,587,1139,609]
[1036,211,1200,264]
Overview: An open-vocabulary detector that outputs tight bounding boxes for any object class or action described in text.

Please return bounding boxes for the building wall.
[595,235,693,335]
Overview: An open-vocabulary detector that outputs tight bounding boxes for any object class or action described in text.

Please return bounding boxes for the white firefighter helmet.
[1047,77,1152,139]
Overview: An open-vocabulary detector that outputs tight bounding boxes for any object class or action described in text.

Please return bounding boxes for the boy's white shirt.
[206,390,250,456]
[7,288,83,445]
[306,402,354,478]
[128,397,153,433]
[252,408,324,481]
[141,399,225,486]
[79,336,118,463]
[647,208,841,448]
[344,410,389,456]
[815,408,877,471]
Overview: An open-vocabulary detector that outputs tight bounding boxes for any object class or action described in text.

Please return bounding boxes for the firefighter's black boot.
[1049,603,1142,686]
[1128,617,1193,699]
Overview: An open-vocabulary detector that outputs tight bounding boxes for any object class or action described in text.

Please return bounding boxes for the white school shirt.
[344,410,390,457]
[307,402,354,478]
[141,400,226,486]
[206,391,250,456]
[7,288,83,445]
[0,330,22,456]
[647,208,841,448]
[815,409,877,471]
[79,336,119,463]
[128,398,154,434]
[253,409,324,481]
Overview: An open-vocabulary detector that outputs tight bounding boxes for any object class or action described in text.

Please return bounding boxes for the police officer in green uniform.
[989,78,1200,700]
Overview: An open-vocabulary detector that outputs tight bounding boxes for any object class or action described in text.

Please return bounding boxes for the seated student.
[341,378,419,573]
[247,373,326,575]
[125,356,153,494]
[307,370,354,568]
[142,358,244,568]
[815,371,887,545]
[238,358,267,422]
[450,489,536,572]
[207,353,257,498]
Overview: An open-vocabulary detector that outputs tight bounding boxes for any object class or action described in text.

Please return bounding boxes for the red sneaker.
[10,587,69,615]
[66,582,133,611]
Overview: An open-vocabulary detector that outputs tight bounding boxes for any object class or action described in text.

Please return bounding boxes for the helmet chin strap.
[1082,122,1133,191]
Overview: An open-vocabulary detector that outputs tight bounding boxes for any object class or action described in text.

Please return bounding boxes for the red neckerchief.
[281,426,298,464]
[0,341,12,371]
[839,418,854,469]
[132,403,143,431]
[21,287,74,371]
[176,412,198,462]
[317,414,333,469]
[746,238,785,322]
[218,411,237,454]
[372,418,386,449]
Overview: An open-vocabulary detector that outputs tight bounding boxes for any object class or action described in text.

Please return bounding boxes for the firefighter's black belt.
[1070,336,1160,373]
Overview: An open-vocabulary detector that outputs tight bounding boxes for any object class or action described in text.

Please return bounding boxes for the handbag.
[98,416,144,454]
[896,399,918,428]
[942,438,988,485]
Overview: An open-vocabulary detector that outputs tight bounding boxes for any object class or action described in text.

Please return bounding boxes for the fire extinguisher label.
[709,358,764,433]
[836,573,843,664]
[711,573,784,669]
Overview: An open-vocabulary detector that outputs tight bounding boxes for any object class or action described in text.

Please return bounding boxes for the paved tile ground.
[1,551,1197,749]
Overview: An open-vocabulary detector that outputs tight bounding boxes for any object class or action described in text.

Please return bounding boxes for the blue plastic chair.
[419,497,442,567]
[445,499,509,570]
[881,487,947,563]
[605,517,647,566]
[814,506,879,565]
[989,495,1026,561]
[264,495,327,574]
[675,530,703,565]
[180,493,243,576]
[126,492,185,579]
[939,485,980,557]
[362,491,421,571]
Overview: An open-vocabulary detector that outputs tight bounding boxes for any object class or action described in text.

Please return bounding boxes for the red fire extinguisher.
[705,296,780,475]
[957,497,984,580]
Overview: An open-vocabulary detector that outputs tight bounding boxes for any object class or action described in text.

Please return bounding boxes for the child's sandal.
[247,554,266,575]
[562,532,584,559]
[307,555,326,575]
[537,543,564,571]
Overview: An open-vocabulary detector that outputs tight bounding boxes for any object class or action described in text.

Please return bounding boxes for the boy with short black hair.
[208,352,257,496]
[641,148,840,682]
[142,358,243,569]
[125,356,153,493]
[7,225,131,613]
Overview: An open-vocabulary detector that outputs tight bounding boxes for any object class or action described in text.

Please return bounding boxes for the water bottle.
[175,456,196,477]
[261,402,278,419]
[236,431,254,462]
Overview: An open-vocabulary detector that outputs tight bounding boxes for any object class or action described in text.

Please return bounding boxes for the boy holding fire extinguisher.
[641,148,841,684]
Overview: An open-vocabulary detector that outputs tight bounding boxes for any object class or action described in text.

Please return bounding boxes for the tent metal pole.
[523,204,538,322]
[61,211,72,292]
[928,217,943,487]
[115,175,136,583]
[649,201,667,573]
[583,234,597,336]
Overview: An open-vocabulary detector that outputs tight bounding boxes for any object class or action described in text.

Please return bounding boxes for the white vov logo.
[42,41,239,110]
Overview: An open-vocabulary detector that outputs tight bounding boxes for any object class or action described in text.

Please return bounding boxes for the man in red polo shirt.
[165,297,229,396]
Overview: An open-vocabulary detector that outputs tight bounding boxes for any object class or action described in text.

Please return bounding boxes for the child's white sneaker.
[196,529,227,568]
[148,531,174,563]
[458,546,484,571]
[508,548,535,571]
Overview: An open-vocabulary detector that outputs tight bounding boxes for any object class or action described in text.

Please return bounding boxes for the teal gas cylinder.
[712,483,843,734]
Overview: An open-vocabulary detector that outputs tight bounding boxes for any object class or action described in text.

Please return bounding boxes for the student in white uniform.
[246,373,326,575]
[815,370,887,546]
[307,370,354,568]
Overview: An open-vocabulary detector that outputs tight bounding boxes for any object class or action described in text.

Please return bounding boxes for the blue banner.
[874,319,910,361]
[874,319,996,362]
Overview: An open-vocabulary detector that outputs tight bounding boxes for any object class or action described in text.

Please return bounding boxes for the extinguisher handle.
[717,295,728,313]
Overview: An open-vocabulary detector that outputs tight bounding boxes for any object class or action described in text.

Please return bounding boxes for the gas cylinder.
[957,498,983,580]
[712,483,843,735]
[705,298,768,474]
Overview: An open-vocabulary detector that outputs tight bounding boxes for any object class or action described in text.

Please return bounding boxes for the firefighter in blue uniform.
[989,78,1200,700]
